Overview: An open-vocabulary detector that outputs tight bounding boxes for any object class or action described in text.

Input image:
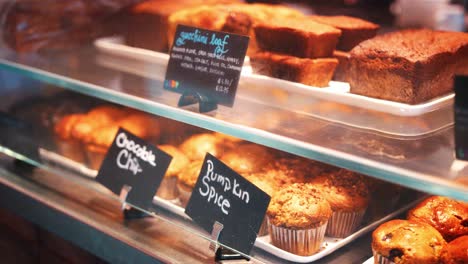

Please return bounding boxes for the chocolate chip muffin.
[156,145,189,200]
[372,219,447,264]
[407,196,468,242]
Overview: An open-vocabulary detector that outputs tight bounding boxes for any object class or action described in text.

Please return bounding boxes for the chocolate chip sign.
[96,128,172,210]
[164,25,249,107]
[185,153,270,255]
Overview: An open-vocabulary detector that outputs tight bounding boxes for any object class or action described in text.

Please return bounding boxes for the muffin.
[267,183,332,256]
[177,160,204,207]
[309,169,370,237]
[221,144,275,174]
[85,113,161,170]
[271,156,337,184]
[156,145,189,200]
[372,219,447,264]
[440,236,468,264]
[53,114,87,163]
[407,196,468,242]
[71,105,127,142]
[179,133,225,161]
[244,170,282,236]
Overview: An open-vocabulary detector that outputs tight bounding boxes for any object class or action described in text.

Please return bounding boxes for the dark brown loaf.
[250,51,338,87]
[254,17,341,58]
[348,29,468,104]
[309,15,379,51]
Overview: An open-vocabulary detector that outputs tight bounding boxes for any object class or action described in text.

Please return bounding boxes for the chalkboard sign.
[455,75,468,160]
[96,128,172,210]
[164,25,249,107]
[185,153,270,255]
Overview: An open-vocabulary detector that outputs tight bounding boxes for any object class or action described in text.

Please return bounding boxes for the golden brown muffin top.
[351,29,468,63]
[308,169,370,211]
[407,196,468,242]
[270,156,337,184]
[179,133,224,161]
[267,183,332,229]
[440,235,468,264]
[54,114,86,140]
[84,124,120,149]
[221,143,274,174]
[309,15,379,30]
[117,113,161,140]
[178,160,204,189]
[158,145,189,177]
[372,219,447,264]
[71,105,126,141]
[244,170,283,197]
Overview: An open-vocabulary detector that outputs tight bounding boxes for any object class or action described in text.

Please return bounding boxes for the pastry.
[348,29,468,104]
[372,219,447,264]
[267,183,332,256]
[440,235,468,264]
[156,145,189,200]
[250,51,338,87]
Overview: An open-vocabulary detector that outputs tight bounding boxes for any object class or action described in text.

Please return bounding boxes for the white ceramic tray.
[94,36,453,117]
[39,150,419,263]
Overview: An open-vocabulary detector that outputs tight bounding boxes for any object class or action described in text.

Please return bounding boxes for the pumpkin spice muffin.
[271,156,337,184]
[221,143,275,174]
[156,145,189,200]
[177,160,204,207]
[407,196,468,242]
[179,133,225,161]
[372,219,447,264]
[267,183,332,256]
[309,169,370,237]
[440,235,468,264]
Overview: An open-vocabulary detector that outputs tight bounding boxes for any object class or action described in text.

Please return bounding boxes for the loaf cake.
[167,3,304,55]
[254,17,341,58]
[125,0,240,52]
[250,51,338,87]
[309,15,379,51]
[348,29,468,104]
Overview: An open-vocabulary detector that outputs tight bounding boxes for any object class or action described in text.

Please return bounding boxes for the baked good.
[267,183,332,256]
[167,3,304,55]
[177,160,204,206]
[220,143,274,174]
[348,29,468,104]
[254,17,341,58]
[53,114,87,163]
[84,112,161,170]
[309,169,370,237]
[124,0,240,52]
[309,15,379,51]
[407,196,468,242]
[440,236,468,264]
[270,156,337,184]
[372,219,447,264]
[250,51,338,87]
[332,50,350,82]
[71,105,127,142]
[179,133,225,161]
[156,145,189,200]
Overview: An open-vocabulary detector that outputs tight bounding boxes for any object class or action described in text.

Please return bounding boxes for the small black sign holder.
[178,91,218,113]
[119,185,150,220]
[209,221,250,262]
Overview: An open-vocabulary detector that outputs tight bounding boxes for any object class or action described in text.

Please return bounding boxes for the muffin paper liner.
[258,217,269,237]
[268,220,327,256]
[177,184,192,207]
[326,209,366,238]
[156,176,179,200]
[56,139,86,164]
[372,250,395,264]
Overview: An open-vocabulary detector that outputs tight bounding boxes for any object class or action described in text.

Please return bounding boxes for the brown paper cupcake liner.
[258,217,268,237]
[326,209,366,238]
[177,184,193,207]
[55,139,86,164]
[86,150,106,171]
[156,176,179,200]
[268,220,327,256]
[372,250,396,264]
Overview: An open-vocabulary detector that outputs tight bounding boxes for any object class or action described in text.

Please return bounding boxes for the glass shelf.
[0,45,467,201]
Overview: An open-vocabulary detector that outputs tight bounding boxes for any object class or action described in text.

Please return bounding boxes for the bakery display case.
[0,1,467,263]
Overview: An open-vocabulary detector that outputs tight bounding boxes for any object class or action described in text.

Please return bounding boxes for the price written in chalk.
[215,78,234,94]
